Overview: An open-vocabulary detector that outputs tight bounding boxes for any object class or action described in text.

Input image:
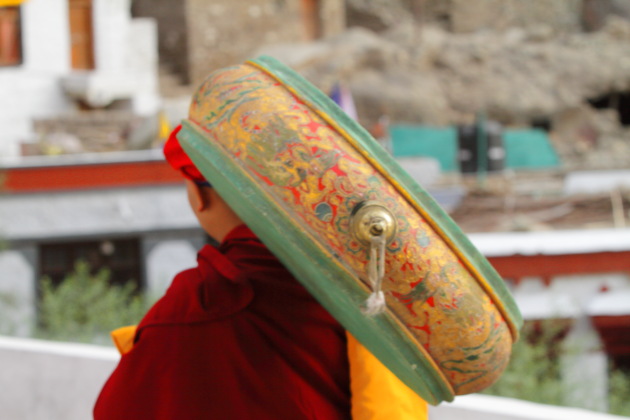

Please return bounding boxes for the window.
[39,238,143,291]
[0,6,22,66]
[68,0,94,70]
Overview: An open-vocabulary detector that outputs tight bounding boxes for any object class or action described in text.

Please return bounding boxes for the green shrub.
[485,319,630,415]
[0,292,18,335]
[609,368,630,416]
[36,260,152,346]
[483,319,567,405]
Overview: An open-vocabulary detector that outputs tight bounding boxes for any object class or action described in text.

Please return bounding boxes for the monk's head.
[164,126,242,242]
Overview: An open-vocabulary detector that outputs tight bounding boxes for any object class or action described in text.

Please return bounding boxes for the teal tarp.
[389,125,560,172]
[389,125,458,171]
[502,129,560,169]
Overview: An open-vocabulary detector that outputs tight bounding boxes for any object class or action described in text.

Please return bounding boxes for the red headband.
[163,125,208,184]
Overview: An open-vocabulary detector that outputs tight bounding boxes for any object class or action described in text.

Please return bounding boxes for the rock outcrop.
[258,15,630,170]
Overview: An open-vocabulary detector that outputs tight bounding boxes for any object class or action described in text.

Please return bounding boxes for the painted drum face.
[180,56,522,404]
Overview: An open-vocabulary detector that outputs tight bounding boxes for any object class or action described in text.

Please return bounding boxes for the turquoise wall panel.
[390,125,458,172]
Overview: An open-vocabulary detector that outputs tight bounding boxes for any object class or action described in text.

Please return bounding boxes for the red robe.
[94,225,350,419]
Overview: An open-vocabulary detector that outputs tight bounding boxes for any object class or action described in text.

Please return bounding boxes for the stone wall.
[32,112,143,153]
[319,0,346,38]
[421,0,630,33]
[583,0,630,30]
[349,0,586,34]
[131,0,190,84]
[185,0,345,86]
[346,0,415,32]
[442,0,584,33]
[260,14,630,170]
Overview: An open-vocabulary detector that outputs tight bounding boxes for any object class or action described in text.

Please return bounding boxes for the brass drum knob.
[350,201,397,247]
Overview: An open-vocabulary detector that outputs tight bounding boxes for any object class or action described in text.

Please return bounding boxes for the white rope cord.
[362,234,387,316]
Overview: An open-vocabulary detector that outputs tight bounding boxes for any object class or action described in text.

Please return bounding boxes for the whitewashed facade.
[0,0,159,158]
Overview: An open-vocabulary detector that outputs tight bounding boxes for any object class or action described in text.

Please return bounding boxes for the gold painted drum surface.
[179,56,522,403]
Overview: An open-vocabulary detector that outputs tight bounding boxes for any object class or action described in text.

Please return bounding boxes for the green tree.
[483,320,567,405]
[0,291,18,335]
[485,319,630,416]
[36,260,152,345]
[609,369,630,416]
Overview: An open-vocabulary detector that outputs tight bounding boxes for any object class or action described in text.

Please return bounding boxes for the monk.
[93,126,351,419]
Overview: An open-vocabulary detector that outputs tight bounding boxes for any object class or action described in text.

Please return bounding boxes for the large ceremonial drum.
[177,56,523,405]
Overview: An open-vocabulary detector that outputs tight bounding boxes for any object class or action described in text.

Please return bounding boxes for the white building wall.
[430,394,628,420]
[551,273,630,310]
[0,0,74,158]
[561,315,609,412]
[0,336,626,420]
[127,18,160,116]
[510,272,630,414]
[63,0,159,112]
[146,240,198,297]
[0,251,35,337]
[93,0,130,75]
[22,0,71,73]
[0,336,118,420]
[512,273,630,321]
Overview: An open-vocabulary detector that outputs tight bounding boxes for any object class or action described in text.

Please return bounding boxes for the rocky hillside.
[259,11,630,170]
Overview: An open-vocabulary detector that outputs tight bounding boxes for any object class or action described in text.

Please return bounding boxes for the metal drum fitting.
[350,201,397,246]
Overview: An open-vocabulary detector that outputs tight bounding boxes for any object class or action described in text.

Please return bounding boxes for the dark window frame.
[38,237,143,292]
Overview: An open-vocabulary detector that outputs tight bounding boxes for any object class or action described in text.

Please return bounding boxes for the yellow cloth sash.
[347,333,428,419]
[110,325,137,355]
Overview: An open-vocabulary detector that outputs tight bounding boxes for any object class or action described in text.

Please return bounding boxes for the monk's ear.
[185,179,210,212]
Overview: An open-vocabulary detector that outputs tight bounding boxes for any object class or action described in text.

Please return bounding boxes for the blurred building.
[470,228,630,410]
[0,151,206,335]
[131,0,346,87]
[0,0,160,159]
